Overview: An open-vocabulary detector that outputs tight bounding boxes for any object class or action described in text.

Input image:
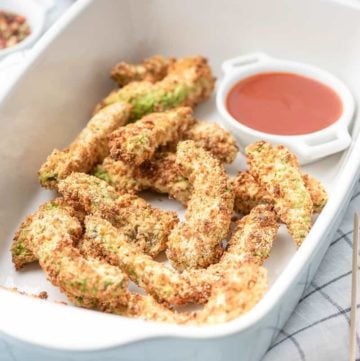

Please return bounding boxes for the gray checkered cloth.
[263,178,360,361]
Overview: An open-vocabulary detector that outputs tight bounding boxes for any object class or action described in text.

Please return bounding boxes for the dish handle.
[290,127,352,162]
[222,52,271,74]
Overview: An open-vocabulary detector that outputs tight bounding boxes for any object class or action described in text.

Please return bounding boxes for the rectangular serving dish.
[1,1,360,360]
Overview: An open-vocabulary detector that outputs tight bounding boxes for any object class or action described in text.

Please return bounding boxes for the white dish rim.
[0,0,359,351]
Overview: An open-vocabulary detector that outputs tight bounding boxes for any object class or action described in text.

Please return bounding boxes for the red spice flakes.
[0,10,31,49]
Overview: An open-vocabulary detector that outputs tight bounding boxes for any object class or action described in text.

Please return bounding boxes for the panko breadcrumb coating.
[246,141,313,246]
[83,204,277,306]
[12,197,277,324]
[11,215,37,270]
[232,171,327,215]
[232,171,273,215]
[222,204,279,266]
[93,156,141,194]
[94,119,238,200]
[58,173,178,257]
[167,141,234,270]
[96,56,215,120]
[70,265,267,325]
[109,107,195,165]
[120,265,267,325]
[111,55,175,87]
[12,199,130,307]
[134,152,191,204]
[188,265,267,325]
[83,216,211,305]
[302,173,328,214]
[38,102,131,189]
[182,121,238,164]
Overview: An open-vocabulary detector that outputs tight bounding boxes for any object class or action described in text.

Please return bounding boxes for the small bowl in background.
[0,0,51,60]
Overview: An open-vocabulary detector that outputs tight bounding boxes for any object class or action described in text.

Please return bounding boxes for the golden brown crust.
[111,55,175,87]
[302,173,328,213]
[12,215,37,270]
[135,152,191,204]
[83,204,277,307]
[167,141,234,270]
[12,198,277,324]
[83,216,211,305]
[95,120,237,201]
[232,171,327,215]
[12,199,130,307]
[222,205,279,266]
[58,173,178,257]
[232,171,273,215]
[182,121,238,164]
[11,198,79,269]
[109,107,195,165]
[188,264,267,324]
[92,156,141,194]
[246,141,313,246]
[96,56,215,120]
[38,103,130,189]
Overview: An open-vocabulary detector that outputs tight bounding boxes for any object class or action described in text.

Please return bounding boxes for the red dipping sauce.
[226,72,343,135]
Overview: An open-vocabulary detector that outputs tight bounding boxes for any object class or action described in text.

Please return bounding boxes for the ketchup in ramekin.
[226,72,343,136]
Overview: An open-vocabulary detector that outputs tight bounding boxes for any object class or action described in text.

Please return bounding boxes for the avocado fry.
[58,173,178,257]
[109,107,195,165]
[111,55,175,87]
[232,171,327,215]
[38,102,131,189]
[96,56,215,120]
[167,141,234,270]
[12,199,129,308]
[246,141,313,246]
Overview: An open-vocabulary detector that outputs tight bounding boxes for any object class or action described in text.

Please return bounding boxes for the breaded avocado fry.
[232,171,327,215]
[93,156,141,194]
[38,102,131,189]
[83,204,278,306]
[232,171,273,215]
[111,55,175,87]
[58,173,178,257]
[11,215,37,270]
[246,141,313,246]
[95,120,237,200]
[302,173,328,214]
[189,265,268,325]
[83,216,210,305]
[12,199,129,307]
[134,152,191,204]
[96,56,215,120]
[222,204,279,266]
[167,141,234,270]
[182,121,238,164]
[109,107,195,165]
[93,153,190,204]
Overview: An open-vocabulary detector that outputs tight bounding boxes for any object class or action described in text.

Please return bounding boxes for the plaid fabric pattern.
[264,178,360,361]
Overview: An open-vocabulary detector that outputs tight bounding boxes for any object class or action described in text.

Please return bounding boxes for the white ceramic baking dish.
[0,1,360,360]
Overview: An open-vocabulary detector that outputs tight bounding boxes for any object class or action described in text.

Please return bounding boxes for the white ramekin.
[0,0,52,60]
[216,52,356,164]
